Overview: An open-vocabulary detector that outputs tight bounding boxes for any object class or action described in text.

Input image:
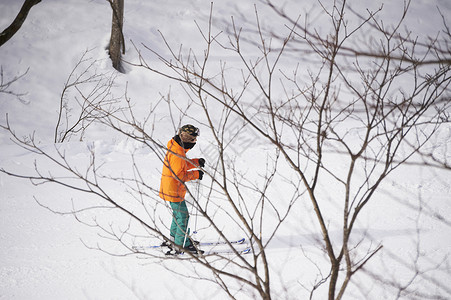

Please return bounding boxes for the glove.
[198,170,204,180]
[198,158,205,168]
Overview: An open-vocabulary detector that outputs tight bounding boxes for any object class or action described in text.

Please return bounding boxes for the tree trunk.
[0,0,42,47]
[108,0,125,73]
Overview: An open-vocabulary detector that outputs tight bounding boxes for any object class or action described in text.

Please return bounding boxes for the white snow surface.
[1,0,450,299]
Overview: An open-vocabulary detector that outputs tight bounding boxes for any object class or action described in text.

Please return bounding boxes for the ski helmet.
[179,124,200,137]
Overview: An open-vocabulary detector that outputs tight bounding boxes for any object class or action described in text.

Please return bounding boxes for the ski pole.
[182,184,196,247]
[193,180,200,234]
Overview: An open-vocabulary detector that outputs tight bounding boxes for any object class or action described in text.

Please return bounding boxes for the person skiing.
[159,124,205,255]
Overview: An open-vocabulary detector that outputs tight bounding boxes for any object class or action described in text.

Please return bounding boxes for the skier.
[159,124,205,255]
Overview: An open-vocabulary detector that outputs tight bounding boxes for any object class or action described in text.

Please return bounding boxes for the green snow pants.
[170,200,191,247]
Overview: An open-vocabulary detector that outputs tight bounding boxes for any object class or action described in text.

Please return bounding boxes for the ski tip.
[242,248,251,254]
[237,238,245,244]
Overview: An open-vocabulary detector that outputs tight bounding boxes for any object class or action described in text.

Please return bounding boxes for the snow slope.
[1,0,450,299]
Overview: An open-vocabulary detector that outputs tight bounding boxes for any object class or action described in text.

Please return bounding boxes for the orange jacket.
[159,138,201,202]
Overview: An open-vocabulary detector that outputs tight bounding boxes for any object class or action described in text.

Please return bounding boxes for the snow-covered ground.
[1,0,450,299]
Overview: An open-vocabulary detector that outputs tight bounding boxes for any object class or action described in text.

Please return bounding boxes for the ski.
[198,237,246,247]
[165,246,252,258]
[132,237,246,251]
[205,246,251,256]
[132,244,161,250]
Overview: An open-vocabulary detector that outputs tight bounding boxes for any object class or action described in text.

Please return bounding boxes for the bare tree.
[0,0,125,71]
[0,0,41,47]
[127,1,450,298]
[1,1,450,299]
[0,66,29,103]
[54,49,121,143]
[107,0,125,72]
